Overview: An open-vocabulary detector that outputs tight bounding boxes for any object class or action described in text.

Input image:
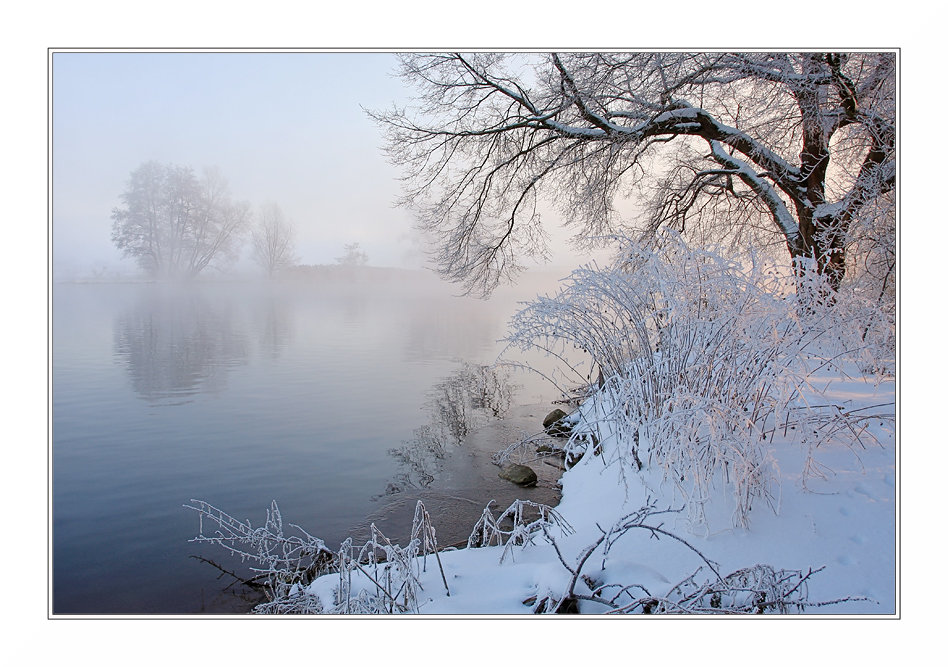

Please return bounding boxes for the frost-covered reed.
[503,234,893,530]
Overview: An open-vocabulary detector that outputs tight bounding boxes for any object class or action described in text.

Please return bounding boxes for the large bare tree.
[111,162,251,279]
[371,52,895,296]
[251,201,300,277]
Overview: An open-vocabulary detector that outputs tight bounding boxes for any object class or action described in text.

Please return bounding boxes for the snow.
[814,201,845,219]
[300,363,896,616]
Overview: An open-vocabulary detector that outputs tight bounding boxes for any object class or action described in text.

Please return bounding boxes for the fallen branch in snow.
[530,502,873,614]
[602,564,873,614]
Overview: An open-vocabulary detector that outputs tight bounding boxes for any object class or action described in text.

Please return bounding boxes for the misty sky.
[52,52,426,274]
[52,50,607,279]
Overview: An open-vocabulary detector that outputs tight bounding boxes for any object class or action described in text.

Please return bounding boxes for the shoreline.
[344,401,568,553]
[217,400,571,614]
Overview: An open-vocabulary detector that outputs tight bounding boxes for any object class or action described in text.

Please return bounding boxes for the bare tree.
[251,201,300,277]
[111,162,251,279]
[336,242,368,267]
[370,52,895,295]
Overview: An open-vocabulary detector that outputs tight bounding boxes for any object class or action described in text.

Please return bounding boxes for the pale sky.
[52,51,432,274]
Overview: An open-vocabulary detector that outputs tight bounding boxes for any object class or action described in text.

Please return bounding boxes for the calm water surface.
[52,274,574,614]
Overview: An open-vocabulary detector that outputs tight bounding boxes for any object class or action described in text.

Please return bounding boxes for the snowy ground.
[303,362,896,616]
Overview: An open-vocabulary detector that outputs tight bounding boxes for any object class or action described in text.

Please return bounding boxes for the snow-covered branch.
[371,51,894,295]
[708,140,800,243]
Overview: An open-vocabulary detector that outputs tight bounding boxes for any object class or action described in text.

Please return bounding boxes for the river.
[51,270,582,614]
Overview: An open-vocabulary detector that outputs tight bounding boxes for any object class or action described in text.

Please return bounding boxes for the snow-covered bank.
[188,240,896,615]
[292,362,894,615]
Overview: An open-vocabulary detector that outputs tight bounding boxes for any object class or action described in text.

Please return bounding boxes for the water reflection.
[112,287,252,404]
[402,298,500,363]
[385,363,517,493]
[254,296,295,361]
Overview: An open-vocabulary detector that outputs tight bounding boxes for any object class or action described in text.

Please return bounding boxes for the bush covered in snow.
[504,235,893,531]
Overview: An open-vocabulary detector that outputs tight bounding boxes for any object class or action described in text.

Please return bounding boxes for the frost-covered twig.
[607,564,872,614]
[185,499,334,604]
[491,429,563,467]
[534,503,868,614]
[411,500,450,596]
[466,499,573,564]
[187,499,455,614]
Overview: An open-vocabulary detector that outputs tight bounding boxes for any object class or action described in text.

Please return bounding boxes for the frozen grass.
[504,235,893,532]
[186,498,566,614]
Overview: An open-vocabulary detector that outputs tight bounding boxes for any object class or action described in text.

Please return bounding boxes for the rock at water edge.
[543,409,572,438]
[499,464,538,487]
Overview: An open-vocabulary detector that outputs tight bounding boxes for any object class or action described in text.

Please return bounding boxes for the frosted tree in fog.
[371,53,895,296]
[251,201,300,277]
[336,242,369,266]
[110,161,251,279]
